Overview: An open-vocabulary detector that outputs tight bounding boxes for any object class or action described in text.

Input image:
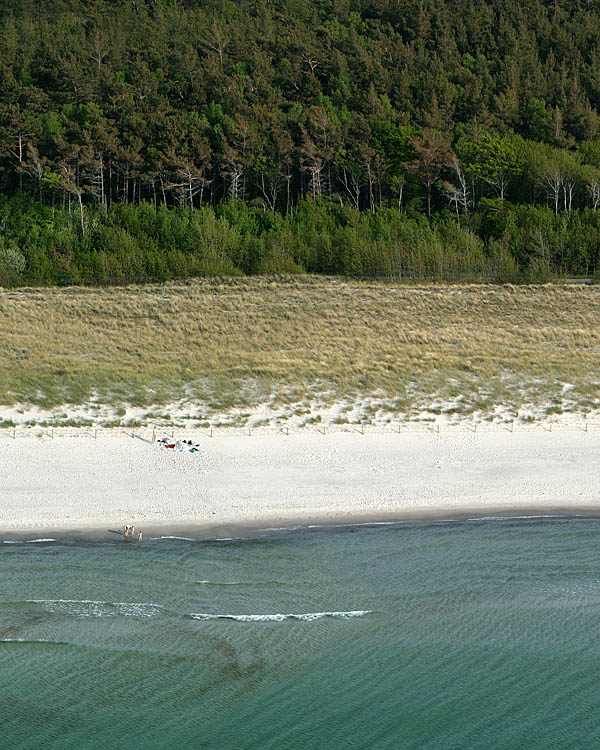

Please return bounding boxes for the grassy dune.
[2,276,600,422]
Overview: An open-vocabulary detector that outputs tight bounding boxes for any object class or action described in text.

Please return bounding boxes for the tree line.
[4,196,600,286]
[3,0,600,285]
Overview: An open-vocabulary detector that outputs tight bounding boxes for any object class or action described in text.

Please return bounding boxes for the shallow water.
[2,517,600,749]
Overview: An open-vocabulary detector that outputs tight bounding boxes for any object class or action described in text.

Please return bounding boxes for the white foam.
[189,610,372,622]
[25,599,162,618]
[1,638,65,644]
[467,515,563,522]
[150,536,249,542]
[306,521,402,529]
[195,580,243,585]
[213,537,249,541]
[2,538,56,544]
[152,536,197,541]
[261,526,303,532]
[25,538,57,543]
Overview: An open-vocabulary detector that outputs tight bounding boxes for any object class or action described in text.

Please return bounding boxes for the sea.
[2,516,600,749]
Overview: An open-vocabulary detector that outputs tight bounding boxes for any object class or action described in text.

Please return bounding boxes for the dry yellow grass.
[2,276,600,415]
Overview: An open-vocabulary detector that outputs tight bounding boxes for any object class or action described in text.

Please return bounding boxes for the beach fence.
[1,417,600,441]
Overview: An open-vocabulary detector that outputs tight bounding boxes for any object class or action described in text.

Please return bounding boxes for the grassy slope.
[1,276,599,420]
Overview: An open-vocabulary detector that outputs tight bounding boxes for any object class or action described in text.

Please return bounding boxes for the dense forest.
[3,0,600,284]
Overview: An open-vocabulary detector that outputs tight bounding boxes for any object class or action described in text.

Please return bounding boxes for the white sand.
[1,428,600,534]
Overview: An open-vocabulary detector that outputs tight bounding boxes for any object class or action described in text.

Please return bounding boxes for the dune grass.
[2,276,600,420]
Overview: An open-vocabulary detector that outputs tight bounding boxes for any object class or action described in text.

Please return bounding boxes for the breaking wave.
[189,610,372,622]
[23,599,164,618]
[467,515,565,522]
[148,535,250,543]
[26,538,57,543]
[150,536,198,541]
[2,538,57,544]
[195,580,244,586]
[1,638,69,645]
[194,580,284,587]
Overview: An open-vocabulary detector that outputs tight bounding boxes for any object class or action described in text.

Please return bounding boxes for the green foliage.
[522,99,551,143]
[0,196,507,285]
[0,238,26,285]
[579,140,600,168]
[4,191,600,286]
[458,133,524,197]
[2,1,600,284]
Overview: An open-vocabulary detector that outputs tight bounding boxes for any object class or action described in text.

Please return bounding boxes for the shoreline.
[3,506,600,544]
[3,429,600,537]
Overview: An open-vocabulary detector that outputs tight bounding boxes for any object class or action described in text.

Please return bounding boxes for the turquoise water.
[2,517,600,749]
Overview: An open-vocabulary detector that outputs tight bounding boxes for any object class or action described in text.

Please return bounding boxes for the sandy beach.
[2,426,600,536]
